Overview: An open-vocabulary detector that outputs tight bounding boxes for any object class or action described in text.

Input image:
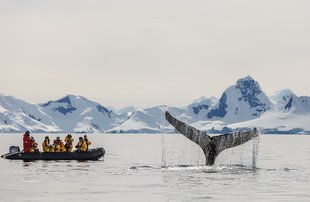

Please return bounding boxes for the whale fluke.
[165,111,258,165]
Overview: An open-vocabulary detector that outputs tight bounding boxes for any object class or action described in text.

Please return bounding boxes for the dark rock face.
[236,77,264,108]
[42,96,77,115]
[285,97,293,110]
[41,101,52,107]
[165,111,258,165]
[97,105,112,118]
[207,93,228,119]
[192,104,209,115]
[53,106,77,115]
[54,97,77,115]
[56,96,72,105]
[42,96,72,107]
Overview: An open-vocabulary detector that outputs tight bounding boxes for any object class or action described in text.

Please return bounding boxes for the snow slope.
[178,96,218,123]
[1,76,309,134]
[0,94,60,132]
[40,95,128,133]
[229,89,310,133]
[107,106,184,133]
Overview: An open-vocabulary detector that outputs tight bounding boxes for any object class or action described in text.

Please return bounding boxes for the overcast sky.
[0,0,309,109]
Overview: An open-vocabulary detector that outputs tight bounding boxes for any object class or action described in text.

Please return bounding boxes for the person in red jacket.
[23,131,32,153]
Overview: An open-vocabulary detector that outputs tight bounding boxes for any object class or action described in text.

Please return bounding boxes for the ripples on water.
[130,164,257,174]
[0,134,309,202]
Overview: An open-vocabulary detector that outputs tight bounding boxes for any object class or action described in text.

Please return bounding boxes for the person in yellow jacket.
[51,140,60,152]
[84,135,91,151]
[42,136,51,152]
[64,134,74,152]
[51,137,65,152]
[75,137,87,152]
[59,138,65,152]
[30,136,39,152]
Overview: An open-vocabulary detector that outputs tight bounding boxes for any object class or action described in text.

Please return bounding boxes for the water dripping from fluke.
[161,134,166,167]
[165,111,260,166]
[251,132,260,171]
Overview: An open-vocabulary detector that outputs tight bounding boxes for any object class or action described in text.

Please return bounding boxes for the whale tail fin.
[165,111,259,165]
[165,111,212,155]
[211,128,259,154]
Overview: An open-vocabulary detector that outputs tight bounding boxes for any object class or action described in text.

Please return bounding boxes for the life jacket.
[30,141,39,153]
[75,141,82,151]
[84,138,91,151]
[76,141,87,152]
[42,140,50,152]
[64,137,74,152]
[52,142,61,152]
[59,141,65,152]
[81,141,87,152]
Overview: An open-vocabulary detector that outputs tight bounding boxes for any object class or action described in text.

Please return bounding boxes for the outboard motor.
[9,146,20,154]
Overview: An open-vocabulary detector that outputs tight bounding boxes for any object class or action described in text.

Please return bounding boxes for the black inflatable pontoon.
[1,146,105,161]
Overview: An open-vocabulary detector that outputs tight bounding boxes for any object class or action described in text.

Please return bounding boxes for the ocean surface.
[0,133,309,202]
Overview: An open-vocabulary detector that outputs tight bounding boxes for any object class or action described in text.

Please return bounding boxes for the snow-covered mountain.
[0,94,60,132]
[269,88,310,113]
[1,76,309,134]
[0,94,129,133]
[106,75,277,133]
[40,95,128,133]
[206,76,273,124]
[117,106,138,114]
[107,96,219,134]
[107,106,183,133]
[229,89,310,133]
[178,96,218,123]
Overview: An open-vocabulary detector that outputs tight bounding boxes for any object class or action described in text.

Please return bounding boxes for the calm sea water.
[0,133,309,202]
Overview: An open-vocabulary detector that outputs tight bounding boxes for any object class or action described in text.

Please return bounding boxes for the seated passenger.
[42,136,51,152]
[51,137,64,152]
[64,134,74,152]
[51,140,59,152]
[84,135,91,151]
[30,136,39,152]
[59,137,66,152]
[75,137,87,152]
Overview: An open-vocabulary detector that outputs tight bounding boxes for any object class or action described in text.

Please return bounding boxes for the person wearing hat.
[64,134,74,152]
[75,137,87,152]
[23,131,32,153]
[42,136,51,152]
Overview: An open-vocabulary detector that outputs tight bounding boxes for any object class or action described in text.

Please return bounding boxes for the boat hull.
[1,147,105,161]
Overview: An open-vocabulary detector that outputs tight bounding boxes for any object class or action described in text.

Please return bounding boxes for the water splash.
[161,134,166,167]
[251,131,260,170]
[215,130,260,169]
